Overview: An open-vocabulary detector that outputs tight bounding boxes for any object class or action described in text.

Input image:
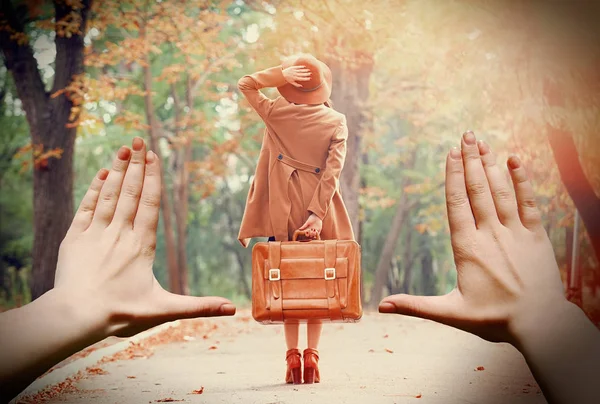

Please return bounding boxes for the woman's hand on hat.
[299,213,322,240]
[282,65,311,88]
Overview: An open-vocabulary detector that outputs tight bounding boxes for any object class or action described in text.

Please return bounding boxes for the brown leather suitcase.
[251,231,362,324]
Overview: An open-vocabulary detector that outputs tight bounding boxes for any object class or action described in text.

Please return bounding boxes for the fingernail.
[508,155,521,170]
[463,131,476,145]
[97,168,109,180]
[449,147,461,160]
[477,140,490,155]
[132,137,144,151]
[378,302,396,314]
[146,151,155,164]
[117,146,131,160]
[219,303,236,316]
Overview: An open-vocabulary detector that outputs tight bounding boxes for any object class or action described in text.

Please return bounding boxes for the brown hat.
[277,54,332,105]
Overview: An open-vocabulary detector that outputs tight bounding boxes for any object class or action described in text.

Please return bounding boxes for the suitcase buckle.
[269,268,281,281]
[324,267,336,280]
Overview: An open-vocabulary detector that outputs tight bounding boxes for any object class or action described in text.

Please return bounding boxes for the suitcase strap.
[324,240,343,321]
[269,242,284,322]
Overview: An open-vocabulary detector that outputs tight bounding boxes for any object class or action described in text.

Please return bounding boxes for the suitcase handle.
[292,230,321,242]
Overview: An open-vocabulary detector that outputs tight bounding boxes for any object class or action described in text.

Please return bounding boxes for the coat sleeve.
[237,66,288,120]
[307,116,348,220]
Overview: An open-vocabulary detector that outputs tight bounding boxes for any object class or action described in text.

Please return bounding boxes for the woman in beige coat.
[237,54,354,384]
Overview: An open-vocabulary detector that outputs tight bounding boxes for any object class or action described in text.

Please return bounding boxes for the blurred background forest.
[1,0,599,323]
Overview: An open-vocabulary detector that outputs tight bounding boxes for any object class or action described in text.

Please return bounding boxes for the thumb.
[379,291,462,327]
[298,222,308,230]
[156,290,236,321]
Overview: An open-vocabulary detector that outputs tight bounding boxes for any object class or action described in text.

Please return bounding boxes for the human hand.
[55,137,236,338]
[282,65,311,88]
[298,213,323,240]
[379,131,566,345]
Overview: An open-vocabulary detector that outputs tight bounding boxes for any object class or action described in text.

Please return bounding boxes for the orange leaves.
[86,367,108,375]
[14,143,64,172]
[56,11,83,38]
[114,111,151,131]
[414,223,428,234]
[156,65,186,84]
[360,187,396,209]
[51,73,88,128]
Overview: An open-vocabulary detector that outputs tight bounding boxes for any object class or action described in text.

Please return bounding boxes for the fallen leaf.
[155,399,183,402]
[416,394,422,398]
[208,346,218,350]
[190,387,204,394]
[368,349,375,353]
[475,366,485,371]
[126,376,136,379]
[383,334,389,338]
[385,348,394,353]
[86,367,108,375]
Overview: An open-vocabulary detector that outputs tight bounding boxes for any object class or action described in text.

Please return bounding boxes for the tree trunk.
[141,25,180,294]
[1,0,91,299]
[370,189,409,307]
[369,147,417,307]
[421,247,436,295]
[170,82,190,295]
[401,227,414,294]
[547,125,600,262]
[327,53,373,243]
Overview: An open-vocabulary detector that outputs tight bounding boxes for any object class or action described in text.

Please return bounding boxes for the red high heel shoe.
[303,348,320,384]
[285,349,302,384]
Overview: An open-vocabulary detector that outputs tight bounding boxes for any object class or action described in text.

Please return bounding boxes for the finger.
[69,169,109,233]
[112,137,147,227]
[378,292,463,329]
[477,140,519,227]
[92,146,132,227]
[133,151,162,242]
[298,222,308,230]
[445,148,476,234]
[156,290,236,320]
[295,76,312,82]
[508,155,543,230]
[291,81,302,88]
[461,131,497,227]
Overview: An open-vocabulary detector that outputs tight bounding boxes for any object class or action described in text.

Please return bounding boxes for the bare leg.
[307,321,322,349]
[284,322,300,350]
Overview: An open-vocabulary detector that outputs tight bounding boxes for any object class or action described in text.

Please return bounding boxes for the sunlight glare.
[244,24,260,43]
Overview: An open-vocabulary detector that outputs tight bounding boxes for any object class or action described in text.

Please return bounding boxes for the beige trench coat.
[237,66,355,247]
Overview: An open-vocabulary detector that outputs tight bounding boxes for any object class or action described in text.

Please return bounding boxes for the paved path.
[22,310,545,404]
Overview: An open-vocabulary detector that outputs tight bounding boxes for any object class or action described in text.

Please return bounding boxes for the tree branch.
[0,0,48,130]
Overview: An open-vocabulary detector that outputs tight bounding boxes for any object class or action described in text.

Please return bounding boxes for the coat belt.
[277,153,322,174]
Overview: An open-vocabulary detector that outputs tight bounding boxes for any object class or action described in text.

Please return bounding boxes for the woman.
[237,53,355,384]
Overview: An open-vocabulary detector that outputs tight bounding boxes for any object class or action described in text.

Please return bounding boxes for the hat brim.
[277,61,332,105]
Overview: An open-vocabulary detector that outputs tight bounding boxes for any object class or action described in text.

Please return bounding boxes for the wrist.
[48,287,113,342]
[508,294,574,351]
